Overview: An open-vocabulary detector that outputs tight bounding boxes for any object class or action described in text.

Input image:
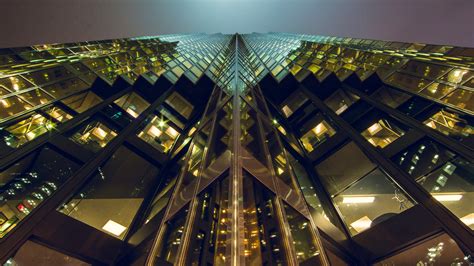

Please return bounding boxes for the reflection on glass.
[333,169,415,235]
[114,92,150,118]
[0,76,33,93]
[440,69,473,85]
[207,102,232,166]
[401,61,450,80]
[371,86,411,108]
[165,92,194,119]
[138,115,180,153]
[0,96,33,120]
[393,139,474,229]
[324,89,359,115]
[59,146,159,239]
[159,206,189,264]
[41,78,89,98]
[214,177,230,266]
[420,82,456,100]
[61,91,102,113]
[375,233,468,265]
[241,101,266,165]
[443,89,473,112]
[361,119,405,148]
[281,91,308,117]
[423,109,473,145]
[44,106,73,122]
[386,72,429,93]
[5,240,90,265]
[243,175,263,265]
[300,119,336,152]
[283,202,320,263]
[68,120,117,152]
[0,146,79,238]
[0,113,56,149]
[17,88,53,105]
[23,67,73,86]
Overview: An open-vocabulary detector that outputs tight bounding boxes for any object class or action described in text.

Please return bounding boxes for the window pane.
[159,206,189,263]
[114,92,150,118]
[324,89,359,115]
[386,72,429,93]
[60,91,102,113]
[401,61,450,80]
[333,168,415,235]
[23,67,73,86]
[371,86,411,108]
[6,240,90,266]
[423,109,473,147]
[300,117,337,152]
[0,76,33,93]
[165,92,194,119]
[42,78,89,98]
[361,118,405,148]
[0,146,79,238]
[419,82,456,100]
[0,96,33,120]
[59,146,159,239]
[68,120,118,153]
[374,233,468,265]
[393,139,474,229]
[443,89,473,112]
[137,114,180,154]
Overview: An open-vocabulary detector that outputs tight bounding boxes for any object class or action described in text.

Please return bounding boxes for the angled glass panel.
[68,119,118,153]
[137,114,180,154]
[0,146,80,238]
[60,91,102,114]
[59,146,159,239]
[114,92,150,118]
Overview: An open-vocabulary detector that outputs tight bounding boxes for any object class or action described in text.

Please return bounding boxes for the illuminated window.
[280,91,308,118]
[300,120,336,152]
[424,109,473,144]
[68,120,117,152]
[420,82,456,100]
[361,119,405,148]
[137,115,180,153]
[440,69,473,84]
[0,76,33,93]
[443,89,473,112]
[0,113,56,149]
[61,91,102,113]
[114,92,149,118]
[324,89,359,115]
[165,92,194,119]
[0,96,33,120]
[43,106,73,122]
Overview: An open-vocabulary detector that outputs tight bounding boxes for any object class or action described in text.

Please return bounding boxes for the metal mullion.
[0,83,174,262]
[300,85,474,255]
[343,84,474,161]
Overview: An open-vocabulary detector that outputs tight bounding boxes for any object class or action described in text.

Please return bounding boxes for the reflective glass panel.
[68,120,118,152]
[137,114,180,154]
[114,92,150,118]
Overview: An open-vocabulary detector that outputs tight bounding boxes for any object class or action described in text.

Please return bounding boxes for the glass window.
[283,202,321,263]
[0,113,56,150]
[43,105,74,123]
[385,72,429,93]
[0,76,33,93]
[0,96,33,120]
[371,86,411,108]
[42,78,89,98]
[443,89,473,112]
[137,114,180,153]
[68,120,118,152]
[324,89,359,115]
[114,92,150,118]
[401,61,451,80]
[300,117,337,153]
[17,88,54,106]
[59,146,159,239]
[419,82,456,100]
[5,240,90,265]
[159,206,189,263]
[361,118,406,148]
[374,233,468,265]
[60,91,102,113]
[440,69,473,85]
[423,109,473,146]
[333,168,415,235]
[0,146,80,238]
[23,67,73,86]
[165,92,194,119]
[281,90,308,117]
[393,139,474,229]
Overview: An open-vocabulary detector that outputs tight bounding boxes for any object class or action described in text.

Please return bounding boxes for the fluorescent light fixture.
[350,216,372,233]
[147,125,162,138]
[102,220,127,236]
[432,194,463,202]
[126,108,139,118]
[460,213,474,226]
[342,196,375,204]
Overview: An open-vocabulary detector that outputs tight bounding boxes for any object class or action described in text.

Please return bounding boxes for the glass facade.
[0,33,472,265]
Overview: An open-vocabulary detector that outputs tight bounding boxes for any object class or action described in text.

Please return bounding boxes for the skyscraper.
[0,33,472,265]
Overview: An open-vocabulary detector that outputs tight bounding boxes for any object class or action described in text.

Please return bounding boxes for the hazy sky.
[0,0,473,48]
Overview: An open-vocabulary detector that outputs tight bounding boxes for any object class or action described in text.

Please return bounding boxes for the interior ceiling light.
[102,220,127,236]
[432,193,463,202]
[350,216,372,233]
[342,196,375,204]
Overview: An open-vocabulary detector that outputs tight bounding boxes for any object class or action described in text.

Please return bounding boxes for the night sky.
[1,0,473,48]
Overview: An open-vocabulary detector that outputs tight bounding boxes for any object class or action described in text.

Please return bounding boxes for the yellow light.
[158,120,166,127]
[367,123,382,135]
[166,126,179,138]
[350,216,372,233]
[26,131,36,140]
[126,108,139,118]
[92,127,108,140]
[1,99,11,108]
[312,122,327,136]
[460,213,474,226]
[102,220,127,236]
[147,125,162,138]
[277,167,284,175]
[342,196,375,204]
[432,193,463,202]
